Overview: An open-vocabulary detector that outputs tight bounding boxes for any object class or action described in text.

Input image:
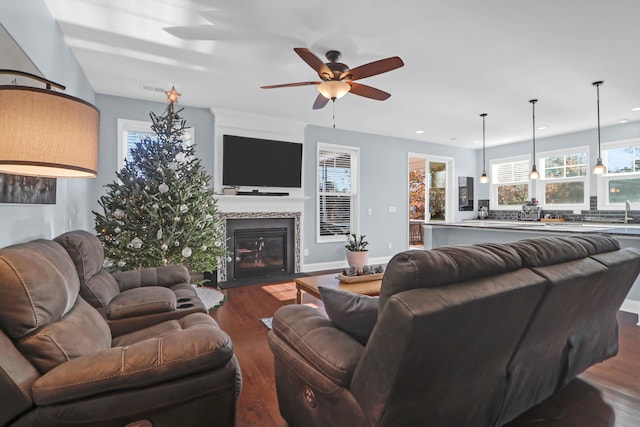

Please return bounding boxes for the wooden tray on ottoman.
[338,272,384,283]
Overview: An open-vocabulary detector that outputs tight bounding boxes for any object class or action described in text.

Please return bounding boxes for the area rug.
[193,285,227,312]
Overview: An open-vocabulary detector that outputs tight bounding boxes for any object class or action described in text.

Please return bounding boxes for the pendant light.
[479,113,489,184]
[592,81,606,174]
[529,99,539,180]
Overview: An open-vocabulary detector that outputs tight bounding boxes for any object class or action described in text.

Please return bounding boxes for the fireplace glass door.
[233,228,287,278]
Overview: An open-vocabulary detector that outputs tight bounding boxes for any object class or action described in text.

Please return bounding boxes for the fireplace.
[225,217,296,281]
[233,227,287,277]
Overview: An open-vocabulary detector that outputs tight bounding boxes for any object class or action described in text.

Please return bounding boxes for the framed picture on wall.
[0,173,56,204]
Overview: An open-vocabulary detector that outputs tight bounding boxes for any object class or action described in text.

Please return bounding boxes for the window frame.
[597,138,640,210]
[489,155,531,210]
[535,145,589,211]
[316,142,360,244]
[117,118,194,170]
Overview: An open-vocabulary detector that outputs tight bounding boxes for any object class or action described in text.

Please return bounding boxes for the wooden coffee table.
[295,273,382,304]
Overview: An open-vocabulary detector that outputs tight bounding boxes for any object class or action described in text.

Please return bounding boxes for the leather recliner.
[0,238,239,427]
[54,230,207,337]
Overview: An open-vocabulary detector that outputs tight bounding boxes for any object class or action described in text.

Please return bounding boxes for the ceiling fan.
[261,48,404,109]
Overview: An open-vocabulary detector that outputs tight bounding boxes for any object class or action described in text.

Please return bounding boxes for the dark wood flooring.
[212,283,640,427]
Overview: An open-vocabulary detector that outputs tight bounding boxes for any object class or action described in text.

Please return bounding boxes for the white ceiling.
[43,0,640,148]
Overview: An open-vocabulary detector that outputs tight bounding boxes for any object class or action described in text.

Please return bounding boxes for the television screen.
[222,134,303,188]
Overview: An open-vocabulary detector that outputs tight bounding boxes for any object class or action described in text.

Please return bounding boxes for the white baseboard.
[620,298,640,326]
[301,256,392,274]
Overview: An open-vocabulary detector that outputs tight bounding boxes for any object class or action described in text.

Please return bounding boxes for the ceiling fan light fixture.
[317,80,350,100]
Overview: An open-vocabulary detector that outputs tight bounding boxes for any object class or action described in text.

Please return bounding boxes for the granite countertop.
[430,220,640,237]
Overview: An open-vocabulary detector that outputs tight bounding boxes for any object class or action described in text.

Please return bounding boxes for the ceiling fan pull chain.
[332,99,336,128]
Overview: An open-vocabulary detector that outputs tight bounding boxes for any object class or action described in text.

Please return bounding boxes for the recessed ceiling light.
[450,137,457,141]
[537,126,547,130]
[472,140,481,144]
[618,119,629,123]
[631,107,640,111]
[415,130,424,134]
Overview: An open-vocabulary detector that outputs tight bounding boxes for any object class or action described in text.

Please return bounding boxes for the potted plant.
[345,233,369,273]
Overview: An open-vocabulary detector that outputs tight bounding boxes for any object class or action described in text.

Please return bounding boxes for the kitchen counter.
[422,220,640,320]
[435,220,640,237]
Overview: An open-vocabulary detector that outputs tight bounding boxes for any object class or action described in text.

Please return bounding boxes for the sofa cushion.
[319,286,378,344]
[107,286,177,320]
[379,243,522,309]
[0,239,80,339]
[18,298,111,373]
[54,230,121,308]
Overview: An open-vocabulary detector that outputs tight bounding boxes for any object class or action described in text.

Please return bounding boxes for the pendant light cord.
[530,99,537,163]
[481,113,487,172]
[595,82,602,158]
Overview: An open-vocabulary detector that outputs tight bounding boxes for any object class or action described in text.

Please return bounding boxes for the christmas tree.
[94,87,227,274]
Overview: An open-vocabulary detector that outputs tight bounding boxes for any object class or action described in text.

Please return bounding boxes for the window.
[536,147,589,210]
[490,156,530,210]
[117,119,194,170]
[597,139,640,209]
[317,143,359,243]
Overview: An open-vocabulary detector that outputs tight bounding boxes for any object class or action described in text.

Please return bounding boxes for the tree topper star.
[165,86,181,104]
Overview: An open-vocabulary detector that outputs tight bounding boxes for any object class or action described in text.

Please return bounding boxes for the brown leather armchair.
[54,230,207,337]
[0,238,239,427]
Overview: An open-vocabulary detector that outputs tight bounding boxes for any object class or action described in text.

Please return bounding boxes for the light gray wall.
[0,0,96,247]
[303,125,477,265]
[476,121,640,200]
[93,94,216,216]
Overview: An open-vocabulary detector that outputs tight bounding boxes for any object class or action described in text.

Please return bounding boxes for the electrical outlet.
[304,248,309,256]
[368,208,373,216]
[388,242,392,250]
[388,206,397,213]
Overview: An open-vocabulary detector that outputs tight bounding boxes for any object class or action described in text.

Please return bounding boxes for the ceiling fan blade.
[348,82,391,100]
[261,81,320,89]
[294,48,334,80]
[313,93,330,109]
[341,56,404,81]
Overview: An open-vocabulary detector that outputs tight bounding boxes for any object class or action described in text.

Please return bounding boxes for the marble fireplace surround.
[218,210,301,282]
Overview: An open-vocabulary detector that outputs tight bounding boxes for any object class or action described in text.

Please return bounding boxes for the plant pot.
[346,250,369,273]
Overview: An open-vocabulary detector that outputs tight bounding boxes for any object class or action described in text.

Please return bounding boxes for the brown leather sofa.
[0,238,239,427]
[268,235,640,426]
[54,230,207,337]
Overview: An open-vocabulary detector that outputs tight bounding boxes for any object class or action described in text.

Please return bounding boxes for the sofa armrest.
[106,286,177,320]
[270,304,364,387]
[112,264,190,291]
[31,315,233,405]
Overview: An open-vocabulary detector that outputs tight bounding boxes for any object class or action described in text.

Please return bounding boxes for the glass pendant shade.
[479,172,489,184]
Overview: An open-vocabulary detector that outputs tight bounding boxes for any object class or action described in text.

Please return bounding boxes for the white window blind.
[126,130,157,165]
[490,157,530,210]
[495,160,530,184]
[317,144,358,242]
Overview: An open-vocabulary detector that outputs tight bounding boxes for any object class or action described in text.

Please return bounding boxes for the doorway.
[408,154,454,247]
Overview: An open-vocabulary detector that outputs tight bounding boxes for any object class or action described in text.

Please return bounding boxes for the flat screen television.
[222,134,303,188]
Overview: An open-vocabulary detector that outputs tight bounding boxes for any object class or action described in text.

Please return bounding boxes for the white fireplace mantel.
[214,195,308,213]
